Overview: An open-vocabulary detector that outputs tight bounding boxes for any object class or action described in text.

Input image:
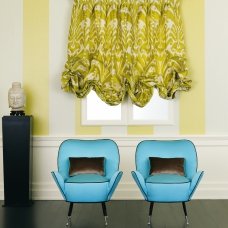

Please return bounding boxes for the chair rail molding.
[1,135,228,200]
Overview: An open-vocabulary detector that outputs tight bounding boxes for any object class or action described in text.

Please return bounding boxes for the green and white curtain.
[61,0,191,107]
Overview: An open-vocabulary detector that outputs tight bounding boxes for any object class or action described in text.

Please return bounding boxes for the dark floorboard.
[0,200,228,228]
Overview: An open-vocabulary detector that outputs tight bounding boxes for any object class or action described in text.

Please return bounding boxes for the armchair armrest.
[107,171,123,200]
[131,171,147,200]
[189,171,204,199]
[51,171,66,200]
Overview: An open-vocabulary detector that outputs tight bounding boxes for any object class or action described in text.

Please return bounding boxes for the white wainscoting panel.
[0,136,228,200]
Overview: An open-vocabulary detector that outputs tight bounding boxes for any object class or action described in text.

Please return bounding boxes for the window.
[82,90,174,125]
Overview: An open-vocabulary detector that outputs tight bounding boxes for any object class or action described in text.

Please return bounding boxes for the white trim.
[0,135,228,148]
[2,135,228,147]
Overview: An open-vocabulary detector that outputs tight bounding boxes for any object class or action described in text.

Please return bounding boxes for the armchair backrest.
[57,139,120,179]
[135,140,197,179]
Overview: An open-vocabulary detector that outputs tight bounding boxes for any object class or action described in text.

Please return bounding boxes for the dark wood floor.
[0,200,227,228]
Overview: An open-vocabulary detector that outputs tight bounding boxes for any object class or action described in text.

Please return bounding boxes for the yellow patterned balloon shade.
[61,0,191,107]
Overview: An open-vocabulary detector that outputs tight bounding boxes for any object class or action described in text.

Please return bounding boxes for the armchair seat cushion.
[66,174,109,183]
[145,174,191,202]
[146,174,190,184]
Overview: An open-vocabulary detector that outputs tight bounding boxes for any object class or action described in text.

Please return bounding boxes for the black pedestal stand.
[2,116,33,207]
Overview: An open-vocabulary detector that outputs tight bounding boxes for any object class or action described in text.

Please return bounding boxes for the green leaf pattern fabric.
[62,0,191,107]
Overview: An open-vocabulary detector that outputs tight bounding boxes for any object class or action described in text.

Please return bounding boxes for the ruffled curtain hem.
[61,69,191,107]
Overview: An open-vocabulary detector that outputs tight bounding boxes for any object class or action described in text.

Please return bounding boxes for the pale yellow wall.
[180,0,205,134]
[23,0,49,135]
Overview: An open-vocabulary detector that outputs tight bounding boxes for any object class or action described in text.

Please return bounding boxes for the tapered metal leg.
[66,203,74,227]
[148,202,154,225]
[182,202,189,225]
[102,202,108,226]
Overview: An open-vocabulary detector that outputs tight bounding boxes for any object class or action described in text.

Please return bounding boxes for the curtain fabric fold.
[61,0,191,107]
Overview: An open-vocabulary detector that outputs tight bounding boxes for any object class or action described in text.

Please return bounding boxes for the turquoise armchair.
[51,139,123,226]
[132,140,204,225]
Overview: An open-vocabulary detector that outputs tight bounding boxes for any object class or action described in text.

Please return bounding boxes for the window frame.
[81,94,175,126]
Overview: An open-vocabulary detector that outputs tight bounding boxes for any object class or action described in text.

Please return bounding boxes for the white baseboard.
[1,182,228,200]
[1,135,228,200]
[0,183,3,200]
[1,135,228,147]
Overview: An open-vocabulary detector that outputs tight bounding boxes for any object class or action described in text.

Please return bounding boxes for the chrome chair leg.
[147,202,154,225]
[66,203,74,227]
[102,202,108,226]
[182,202,189,225]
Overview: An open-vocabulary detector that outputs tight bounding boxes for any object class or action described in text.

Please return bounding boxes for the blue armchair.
[51,139,123,226]
[131,140,204,225]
